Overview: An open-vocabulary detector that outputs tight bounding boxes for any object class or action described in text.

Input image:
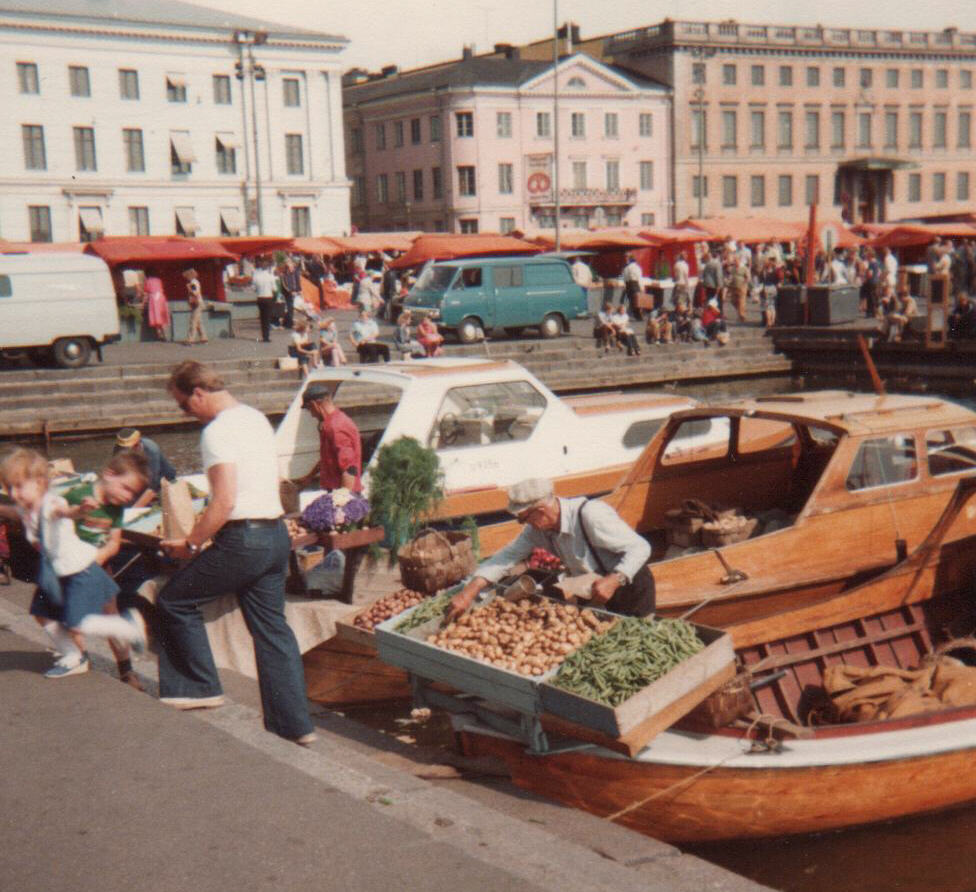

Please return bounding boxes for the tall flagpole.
[553,0,560,250]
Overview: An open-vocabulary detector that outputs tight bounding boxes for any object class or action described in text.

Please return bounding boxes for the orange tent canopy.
[526,229,652,251]
[218,236,294,257]
[639,227,707,246]
[390,234,541,269]
[677,216,862,249]
[2,241,88,253]
[86,236,236,265]
[329,232,420,254]
[290,236,344,257]
[869,223,976,249]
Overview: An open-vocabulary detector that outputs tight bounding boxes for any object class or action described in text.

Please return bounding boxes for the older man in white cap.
[448,477,653,621]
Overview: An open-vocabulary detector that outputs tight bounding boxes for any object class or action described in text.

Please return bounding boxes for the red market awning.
[218,236,294,258]
[390,234,541,269]
[869,223,976,249]
[86,236,237,265]
[527,229,652,251]
[290,237,344,257]
[639,227,708,247]
[328,232,420,254]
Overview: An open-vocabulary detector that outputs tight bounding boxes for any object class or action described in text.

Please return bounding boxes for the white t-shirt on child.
[200,403,283,521]
[22,491,96,577]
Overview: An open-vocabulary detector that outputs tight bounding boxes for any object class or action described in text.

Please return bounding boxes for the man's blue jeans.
[156,521,313,740]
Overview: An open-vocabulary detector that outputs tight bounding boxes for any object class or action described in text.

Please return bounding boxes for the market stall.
[390,233,541,270]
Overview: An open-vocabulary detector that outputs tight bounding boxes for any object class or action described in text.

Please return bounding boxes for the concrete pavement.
[0,579,772,892]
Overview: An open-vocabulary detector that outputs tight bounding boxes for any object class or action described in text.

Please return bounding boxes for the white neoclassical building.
[0,0,350,242]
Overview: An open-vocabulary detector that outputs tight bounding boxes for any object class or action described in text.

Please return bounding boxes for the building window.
[349,127,363,155]
[833,67,845,87]
[831,110,845,149]
[959,111,972,149]
[641,213,656,227]
[432,219,446,232]
[691,108,706,150]
[806,67,820,87]
[432,166,443,199]
[498,163,513,195]
[212,74,231,105]
[958,172,971,201]
[123,128,145,172]
[458,165,476,196]
[936,69,949,89]
[692,175,708,198]
[17,61,39,94]
[283,77,300,107]
[722,64,736,86]
[73,126,96,171]
[394,171,406,203]
[934,111,947,148]
[430,115,441,142]
[777,110,793,150]
[29,206,52,242]
[497,111,512,137]
[393,120,404,147]
[692,62,706,85]
[78,206,103,242]
[721,109,737,149]
[571,112,585,138]
[128,206,149,236]
[412,168,423,201]
[779,66,793,87]
[910,110,923,148]
[884,111,898,149]
[285,133,303,174]
[376,174,388,203]
[119,69,139,100]
[908,172,921,201]
[351,176,365,205]
[291,207,311,237]
[499,217,515,234]
[857,113,872,148]
[778,174,793,207]
[805,174,820,206]
[215,135,236,174]
[536,111,551,137]
[751,65,764,86]
[21,124,46,170]
[605,159,620,191]
[750,110,765,149]
[459,219,479,234]
[604,113,619,138]
[933,172,946,201]
[572,161,586,189]
[169,131,194,175]
[410,117,421,144]
[859,68,873,89]
[750,175,765,207]
[456,111,474,138]
[886,68,899,89]
[804,110,820,149]
[375,123,386,150]
[911,69,923,89]
[166,74,187,103]
[722,175,737,208]
[606,211,623,226]
[639,160,654,190]
[68,65,90,97]
[963,70,973,89]
[639,112,653,137]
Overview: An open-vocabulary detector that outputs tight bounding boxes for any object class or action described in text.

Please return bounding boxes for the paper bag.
[161,479,196,540]
[553,572,602,601]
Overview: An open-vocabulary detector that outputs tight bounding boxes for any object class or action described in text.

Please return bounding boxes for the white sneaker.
[159,695,226,710]
[44,653,90,679]
[123,608,147,654]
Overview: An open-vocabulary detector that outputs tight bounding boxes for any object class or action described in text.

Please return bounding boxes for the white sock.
[42,621,83,661]
[77,614,141,644]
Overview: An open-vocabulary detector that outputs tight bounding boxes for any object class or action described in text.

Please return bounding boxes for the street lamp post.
[234,30,267,235]
[690,45,716,219]
[552,0,560,250]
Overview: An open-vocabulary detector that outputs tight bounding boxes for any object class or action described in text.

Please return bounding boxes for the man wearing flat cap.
[114,428,177,508]
[448,477,653,621]
[298,383,362,492]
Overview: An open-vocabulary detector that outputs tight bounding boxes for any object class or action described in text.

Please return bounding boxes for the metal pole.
[236,37,253,235]
[696,85,704,219]
[247,42,264,235]
[552,0,560,250]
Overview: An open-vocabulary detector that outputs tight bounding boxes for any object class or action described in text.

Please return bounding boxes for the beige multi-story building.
[512,20,976,225]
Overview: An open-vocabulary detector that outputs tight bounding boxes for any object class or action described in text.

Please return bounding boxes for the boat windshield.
[414,265,458,292]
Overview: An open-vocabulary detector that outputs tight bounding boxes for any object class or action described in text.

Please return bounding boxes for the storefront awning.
[166,73,187,89]
[170,131,197,165]
[838,157,919,172]
[219,207,244,236]
[79,206,104,236]
[216,133,240,151]
[175,207,199,236]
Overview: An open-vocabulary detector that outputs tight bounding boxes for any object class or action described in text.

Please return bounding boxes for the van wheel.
[458,317,483,344]
[52,337,92,369]
[540,314,563,339]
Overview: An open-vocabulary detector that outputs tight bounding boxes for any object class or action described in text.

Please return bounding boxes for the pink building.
[343,49,670,234]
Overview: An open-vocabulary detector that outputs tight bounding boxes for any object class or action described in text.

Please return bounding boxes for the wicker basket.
[397,528,476,594]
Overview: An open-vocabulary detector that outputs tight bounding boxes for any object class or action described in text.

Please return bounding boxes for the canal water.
[20,376,976,892]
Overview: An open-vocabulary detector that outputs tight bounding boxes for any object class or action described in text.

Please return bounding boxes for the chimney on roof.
[381,64,399,78]
[342,67,370,86]
[493,42,520,60]
[462,44,475,60]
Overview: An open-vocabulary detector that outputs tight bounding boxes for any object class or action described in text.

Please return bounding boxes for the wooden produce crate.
[538,623,735,757]
[320,526,384,551]
[334,605,379,649]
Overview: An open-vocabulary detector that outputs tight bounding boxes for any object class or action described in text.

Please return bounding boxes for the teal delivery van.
[404,256,589,343]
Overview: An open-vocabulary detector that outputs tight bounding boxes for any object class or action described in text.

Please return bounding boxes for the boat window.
[622,418,666,449]
[736,417,797,455]
[414,265,457,291]
[457,267,482,289]
[846,435,918,491]
[660,417,729,465]
[428,381,547,450]
[493,265,523,288]
[806,425,840,448]
[925,427,976,476]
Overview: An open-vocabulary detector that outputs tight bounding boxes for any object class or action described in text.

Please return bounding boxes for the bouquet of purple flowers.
[300,488,371,533]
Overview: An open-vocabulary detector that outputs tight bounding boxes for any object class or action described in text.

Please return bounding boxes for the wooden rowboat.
[455,478,976,842]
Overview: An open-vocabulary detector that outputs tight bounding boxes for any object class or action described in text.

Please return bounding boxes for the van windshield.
[414,265,457,292]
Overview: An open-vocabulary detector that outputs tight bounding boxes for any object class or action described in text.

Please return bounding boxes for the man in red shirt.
[300,383,362,491]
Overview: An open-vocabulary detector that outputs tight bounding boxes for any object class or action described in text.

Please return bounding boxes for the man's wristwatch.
[186,541,200,555]
[615,571,628,587]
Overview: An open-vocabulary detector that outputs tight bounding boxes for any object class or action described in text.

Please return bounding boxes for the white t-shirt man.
[201,404,283,520]
[623,259,642,284]
[673,257,690,287]
[571,258,593,288]
[252,268,276,299]
[829,257,848,285]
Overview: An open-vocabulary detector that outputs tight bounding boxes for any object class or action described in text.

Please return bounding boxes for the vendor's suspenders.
[578,499,610,576]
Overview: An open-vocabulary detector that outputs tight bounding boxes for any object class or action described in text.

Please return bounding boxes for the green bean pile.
[551,617,704,706]
[393,590,455,632]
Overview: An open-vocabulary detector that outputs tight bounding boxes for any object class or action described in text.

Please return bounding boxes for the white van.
[0,251,119,368]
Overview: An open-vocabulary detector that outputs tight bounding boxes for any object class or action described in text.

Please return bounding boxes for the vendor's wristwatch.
[186,541,200,555]
[615,571,628,587]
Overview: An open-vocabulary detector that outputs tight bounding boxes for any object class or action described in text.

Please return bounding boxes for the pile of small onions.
[354,588,427,631]
[427,598,615,676]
